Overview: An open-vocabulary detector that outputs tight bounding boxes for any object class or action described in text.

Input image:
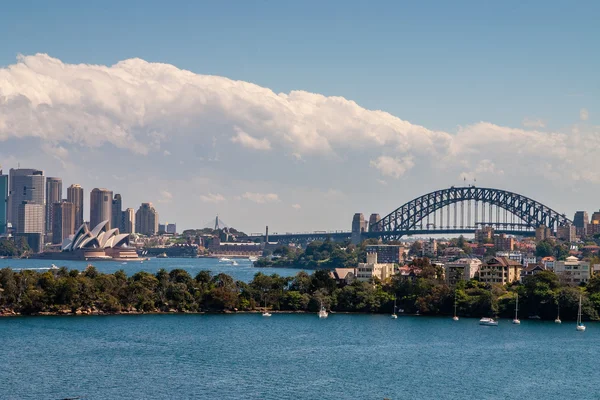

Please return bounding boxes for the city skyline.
[0,1,598,233]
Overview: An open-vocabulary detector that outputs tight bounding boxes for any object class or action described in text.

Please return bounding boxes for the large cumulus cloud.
[0,53,598,184]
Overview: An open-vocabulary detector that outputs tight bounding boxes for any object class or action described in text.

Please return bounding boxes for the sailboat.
[318,301,328,319]
[576,295,585,331]
[555,302,561,324]
[453,292,459,321]
[512,294,521,324]
[262,295,271,317]
[391,297,398,319]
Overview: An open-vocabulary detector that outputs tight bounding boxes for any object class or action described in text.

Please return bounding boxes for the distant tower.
[112,194,123,231]
[45,177,63,234]
[52,200,75,245]
[67,184,84,229]
[8,168,45,233]
[573,211,589,237]
[90,188,113,229]
[0,169,7,234]
[368,213,382,232]
[351,213,366,245]
[135,203,159,236]
[214,215,220,231]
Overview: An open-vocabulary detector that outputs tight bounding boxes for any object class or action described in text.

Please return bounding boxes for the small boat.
[318,302,328,319]
[49,264,59,270]
[479,317,498,326]
[262,296,271,317]
[219,257,232,262]
[231,260,238,266]
[156,252,168,259]
[391,297,398,319]
[576,295,585,331]
[453,291,459,321]
[248,256,258,262]
[512,294,521,325]
[555,302,562,324]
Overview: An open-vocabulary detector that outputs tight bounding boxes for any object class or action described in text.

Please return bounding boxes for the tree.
[536,240,553,258]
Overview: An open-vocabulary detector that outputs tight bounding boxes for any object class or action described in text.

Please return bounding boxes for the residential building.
[475,226,494,243]
[478,256,522,284]
[573,211,589,237]
[90,188,113,229]
[122,208,135,233]
[557,224,576,242]
[535,225,552,242]
[112,194,123,231]
[541,256,556,271]
[554,256,590,285]
[522,255,537,267]
[17,202,44,234]
[496,251,523,264]
[45,177,62,234]
[365,244,405,264]
[422,239,438,257]
[445,258,482,285]
[135,202,159,236]
[493,234,515,251]
[52,201,75,245]
[521,264,546,281]
[67,184,84,229]
[0,170,7,234]
[356,252,395,282]
[330,268,356,286]
[8,168,45,232]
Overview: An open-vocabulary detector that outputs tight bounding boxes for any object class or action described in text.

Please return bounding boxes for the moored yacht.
[576,295,585,331]
[512,294,521,324]
[479,317,498,326]
[318,302,328,319]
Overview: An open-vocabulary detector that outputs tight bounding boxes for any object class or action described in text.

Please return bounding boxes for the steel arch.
[372,186,570,238]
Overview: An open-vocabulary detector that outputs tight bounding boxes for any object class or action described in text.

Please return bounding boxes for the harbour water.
[0,257,298,282]
[1,314,599,399]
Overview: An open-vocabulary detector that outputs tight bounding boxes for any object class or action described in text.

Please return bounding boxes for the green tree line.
[1,265,600,320]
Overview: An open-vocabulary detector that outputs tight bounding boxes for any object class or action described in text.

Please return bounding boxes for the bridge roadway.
[249,227,535,243]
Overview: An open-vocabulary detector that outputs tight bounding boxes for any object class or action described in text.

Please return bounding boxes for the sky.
[0,1,598,233]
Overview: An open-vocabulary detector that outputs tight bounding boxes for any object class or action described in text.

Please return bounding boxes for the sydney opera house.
[36,220,141,261]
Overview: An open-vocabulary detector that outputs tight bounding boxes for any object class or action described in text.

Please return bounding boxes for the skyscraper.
[67,184,84,229]
[122,208,135,233]
[90,188,113,229]
[112,194,123,231]
[45,177,62,234]
[0,170,7,234]
[17,202,45,234]
[135,203,159,236]
[573,211,589,237]
[8,168,45,233]
[52,201,75,245]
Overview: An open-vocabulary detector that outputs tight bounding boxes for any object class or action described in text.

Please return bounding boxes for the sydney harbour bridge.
[249,186,571,244]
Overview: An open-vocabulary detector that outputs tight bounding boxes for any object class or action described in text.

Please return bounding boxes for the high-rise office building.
[0,169,7,234]
[45,177,62,234]
[8,168,45,233]
[112,194,123,231]
[67,184,84,229]
[166,223,176,234]
[17,202,45,234]
[573,211,589,237]
[135,203,159,236]
[90,188,113,229]
[52,201,75,245]
[122,208,135,233]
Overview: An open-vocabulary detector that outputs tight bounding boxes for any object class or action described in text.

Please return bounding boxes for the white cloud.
[377,179,388,186]
[163,150,171,156]
[370,156,414,179]
[230,127,271,150]
[522,117,545,128]
[242,192,280,204]
[158,190,173,203]
[200,193,226,203]
[291,204,301,209]
[580,108,589,121]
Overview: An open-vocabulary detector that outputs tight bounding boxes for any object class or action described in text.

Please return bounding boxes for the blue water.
[1,315,599,399]
[0,257,299,282]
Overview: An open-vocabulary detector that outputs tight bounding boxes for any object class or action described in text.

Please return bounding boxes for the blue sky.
[0,1,598,232]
